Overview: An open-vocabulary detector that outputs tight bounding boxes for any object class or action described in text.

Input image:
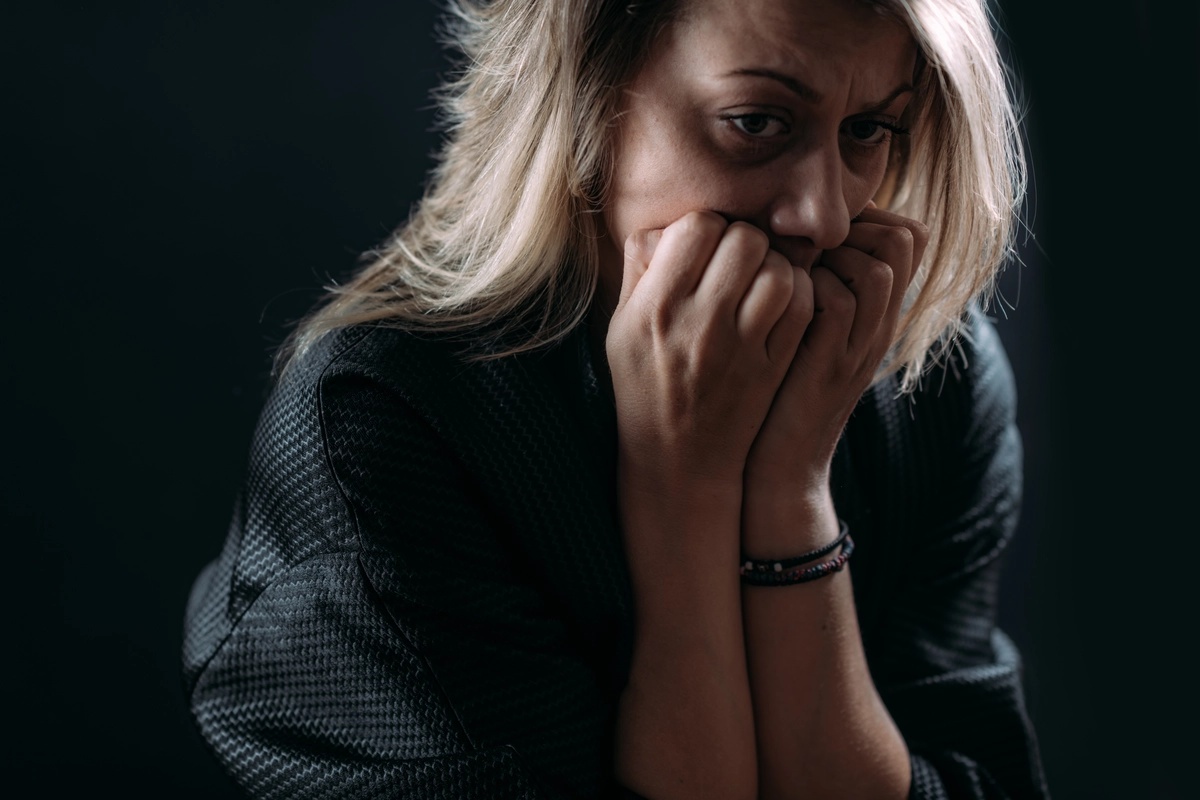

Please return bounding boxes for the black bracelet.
[740,533,855,587]
[739,519,850,576]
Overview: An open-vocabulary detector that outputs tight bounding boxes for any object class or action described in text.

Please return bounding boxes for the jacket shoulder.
[861,308,1017,472]
[183,324,426,688]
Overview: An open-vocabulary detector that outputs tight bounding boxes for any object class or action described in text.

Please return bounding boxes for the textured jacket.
[183,309,1049,799]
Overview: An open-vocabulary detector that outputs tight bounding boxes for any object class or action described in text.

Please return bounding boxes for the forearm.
[614,479,757,800]
[741,492,909,800]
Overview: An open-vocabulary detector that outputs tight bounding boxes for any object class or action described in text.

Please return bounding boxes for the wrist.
[617,467,744,624]
[617,462,743,547]
[740,481,839,558]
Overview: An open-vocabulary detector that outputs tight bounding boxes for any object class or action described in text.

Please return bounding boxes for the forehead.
[665,0,916,99]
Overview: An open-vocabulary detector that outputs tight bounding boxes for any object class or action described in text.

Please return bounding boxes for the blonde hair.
[878,0,1027,391]
[276,0,1025,394]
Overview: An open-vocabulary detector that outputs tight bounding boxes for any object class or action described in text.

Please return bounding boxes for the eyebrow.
[725,68,914,113]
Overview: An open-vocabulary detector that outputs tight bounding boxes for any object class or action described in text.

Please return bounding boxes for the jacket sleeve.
[867,315,1049,799]
[183,363,624,800]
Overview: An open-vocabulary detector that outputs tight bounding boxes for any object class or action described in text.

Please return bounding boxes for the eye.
[843,118,910,146]
[728,113,789,138]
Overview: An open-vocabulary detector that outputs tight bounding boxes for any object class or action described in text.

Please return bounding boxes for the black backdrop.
[5,1,1197,797]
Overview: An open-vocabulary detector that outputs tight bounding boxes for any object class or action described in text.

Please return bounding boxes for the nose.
[767,145,851,254]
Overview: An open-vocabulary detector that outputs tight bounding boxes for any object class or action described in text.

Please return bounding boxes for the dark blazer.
[183,309,1049,799]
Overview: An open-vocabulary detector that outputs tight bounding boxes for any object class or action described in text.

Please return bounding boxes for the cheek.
[606,134,767,241]
[843,150,893,210]
[611,82,775,221]
[608,167,705,237]
[605,142,896,248]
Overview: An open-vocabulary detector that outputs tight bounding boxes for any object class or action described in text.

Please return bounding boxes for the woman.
[182,0,1049,797]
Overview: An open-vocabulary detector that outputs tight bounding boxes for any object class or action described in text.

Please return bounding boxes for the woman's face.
[600,0,918,295]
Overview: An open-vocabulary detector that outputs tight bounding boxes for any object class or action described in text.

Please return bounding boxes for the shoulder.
[851,308,1021,536]
[279,323,463,397]
[870,307,1017,455]
[281,323,602,511]
[282,323,566,413]
[921,307,1017,456]
[208,324,463,589]
[938,306,1015,409]
[270,323,515,450]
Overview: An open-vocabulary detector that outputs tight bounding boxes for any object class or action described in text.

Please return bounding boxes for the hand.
[743,204,929,532]
[607,212,789,800]
[606,211,813,495]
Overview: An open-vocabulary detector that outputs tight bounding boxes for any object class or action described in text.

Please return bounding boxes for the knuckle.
[823,281,856,313]
[759,262,792,295]
[625,229,653,259]
[864,259,894,290]
[763,249,791,270]
[790,282,815,321]
[677,210,727,239]
[726,221,770,252]
[884,225,914,250]
[830,293,856,315]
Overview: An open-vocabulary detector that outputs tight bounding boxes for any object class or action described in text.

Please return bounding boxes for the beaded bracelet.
[739,519,850,576]
[740,533,855,587]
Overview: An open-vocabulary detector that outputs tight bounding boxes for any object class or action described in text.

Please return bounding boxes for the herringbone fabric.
[182,309,1048,799]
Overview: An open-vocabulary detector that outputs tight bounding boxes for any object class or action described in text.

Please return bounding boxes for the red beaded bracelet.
[739,533,855,587]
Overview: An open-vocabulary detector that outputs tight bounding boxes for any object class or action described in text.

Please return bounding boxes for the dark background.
[5,0,1197,797]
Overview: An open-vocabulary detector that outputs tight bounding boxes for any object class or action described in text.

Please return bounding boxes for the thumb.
[617,228,663,310]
